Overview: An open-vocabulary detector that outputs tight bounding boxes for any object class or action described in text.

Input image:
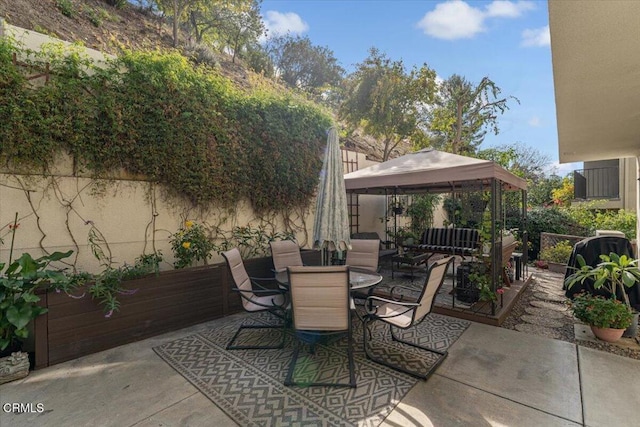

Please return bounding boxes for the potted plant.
[0,250,73,383]
[569,293,633,342]
[540,240,573,274]
[565,252,640,340]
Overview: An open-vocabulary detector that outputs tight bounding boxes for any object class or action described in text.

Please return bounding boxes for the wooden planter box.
[547,261,567,275]
[32,250,321,369]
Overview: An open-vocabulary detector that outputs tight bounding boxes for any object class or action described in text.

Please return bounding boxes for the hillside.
[0,0,410,161]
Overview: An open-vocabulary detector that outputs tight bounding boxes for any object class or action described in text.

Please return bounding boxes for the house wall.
[580,157,637,211]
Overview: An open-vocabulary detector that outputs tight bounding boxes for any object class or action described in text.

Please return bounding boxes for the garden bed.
[33,250,321,369]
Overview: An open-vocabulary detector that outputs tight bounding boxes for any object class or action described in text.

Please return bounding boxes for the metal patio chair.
[347,239,382,310]
[284,265,356,388]
[270,240,304,272]
[222,248,288,350]
[363,256,454,379]
[346,239,380,272]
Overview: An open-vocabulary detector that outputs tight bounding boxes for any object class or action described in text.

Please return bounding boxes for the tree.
[219,1,264,63]
[427,75,518,155]
[477,142,550,183]
[528,174,564,207]
[187,0,263,62]
[265,34,344,95]
[552,176,574,206]
[339,48,437,161]
[155,0,202,47]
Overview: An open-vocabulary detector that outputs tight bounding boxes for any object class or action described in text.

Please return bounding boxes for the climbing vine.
[0,38,332,215]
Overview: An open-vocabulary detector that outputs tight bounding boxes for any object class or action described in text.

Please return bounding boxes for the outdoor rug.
[153,310,469,427]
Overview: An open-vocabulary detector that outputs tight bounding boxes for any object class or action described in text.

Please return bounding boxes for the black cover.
[564,236,639,310]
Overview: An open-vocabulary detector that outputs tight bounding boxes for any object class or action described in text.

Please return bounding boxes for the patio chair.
[270,240,303,272]
[351,231,397,265]
[363,256,454,379]
[284,265,356,388]
[347,239,382,308]
[222,248,288,350]
[346,239,380,272]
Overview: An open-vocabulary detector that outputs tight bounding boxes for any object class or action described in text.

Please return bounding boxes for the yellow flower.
[185,220,194,229]
[182,241,191,249]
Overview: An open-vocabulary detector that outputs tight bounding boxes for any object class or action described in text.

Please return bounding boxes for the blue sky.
[261,0,577,175]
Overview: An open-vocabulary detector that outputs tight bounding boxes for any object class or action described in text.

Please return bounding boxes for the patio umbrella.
[313,127,350,264]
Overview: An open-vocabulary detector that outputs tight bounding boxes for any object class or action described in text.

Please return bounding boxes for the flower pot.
[622,311,639,338]
[590,326,625,343]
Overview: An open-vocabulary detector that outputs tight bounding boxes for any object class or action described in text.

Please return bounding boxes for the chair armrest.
[365,295,419,318]
[388,285,420,302]
[231,287,287,310]
[231,287,286,295]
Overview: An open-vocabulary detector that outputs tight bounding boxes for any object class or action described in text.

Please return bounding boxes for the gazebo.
[344,149,528,321]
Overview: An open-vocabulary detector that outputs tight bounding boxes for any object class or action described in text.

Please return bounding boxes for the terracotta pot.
[590,326,625,343]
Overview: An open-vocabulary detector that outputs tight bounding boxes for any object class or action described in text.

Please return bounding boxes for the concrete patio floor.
[1,313,639,427]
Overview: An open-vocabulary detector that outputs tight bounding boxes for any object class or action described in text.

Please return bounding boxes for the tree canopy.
[265,34,344,96]
[339,48,437,161]
[426,74,518,155]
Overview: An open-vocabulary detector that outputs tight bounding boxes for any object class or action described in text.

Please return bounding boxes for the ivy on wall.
[0,38,332,215]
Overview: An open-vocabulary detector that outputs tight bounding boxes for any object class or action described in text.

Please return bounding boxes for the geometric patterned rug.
[154,311,469,427]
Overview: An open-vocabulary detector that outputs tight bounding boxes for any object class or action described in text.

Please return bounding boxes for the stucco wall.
[0,166,315,273]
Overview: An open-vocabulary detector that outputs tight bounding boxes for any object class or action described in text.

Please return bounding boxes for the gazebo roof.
[344,149,527,194]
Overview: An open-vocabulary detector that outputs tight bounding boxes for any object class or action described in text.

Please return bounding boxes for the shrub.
[0,39,331,215]
[540,240,573,264]
[169,221,215,269]
[593,209,636,239]
[56,0,75,18]
[564,204,637,240]
[524,208,586,260]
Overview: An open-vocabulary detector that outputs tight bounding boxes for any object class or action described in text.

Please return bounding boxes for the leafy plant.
[565,253,640,309]
[55,252,163,317]
[540,240,573,264]
[86,9,102,27]
[170,221,215,269]
[469,266,502,302]
[56,0,75,18]
[0,38,331,215]
[0,251,73,351]
[523,207,586,260]
[570,293,632,329]
[442,197,461,227]
[406,194,440,235]
[213,225,294,259]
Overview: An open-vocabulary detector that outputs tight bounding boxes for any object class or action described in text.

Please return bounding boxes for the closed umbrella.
[313,127,350,263]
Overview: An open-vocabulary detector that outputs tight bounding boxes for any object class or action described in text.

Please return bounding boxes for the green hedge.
[0,39,332,214]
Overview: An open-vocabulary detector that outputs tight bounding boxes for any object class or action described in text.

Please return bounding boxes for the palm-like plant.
[565,253,640,308]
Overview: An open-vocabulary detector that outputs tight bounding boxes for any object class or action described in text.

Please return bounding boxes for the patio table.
[275,267,382,290]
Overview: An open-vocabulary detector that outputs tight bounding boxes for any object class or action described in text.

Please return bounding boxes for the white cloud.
[528,116,541,127]
[485,1,535,18]
[418,1,535,40]
[521,25,550,47]
[262,11,309,39]
[417,0,485,40]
